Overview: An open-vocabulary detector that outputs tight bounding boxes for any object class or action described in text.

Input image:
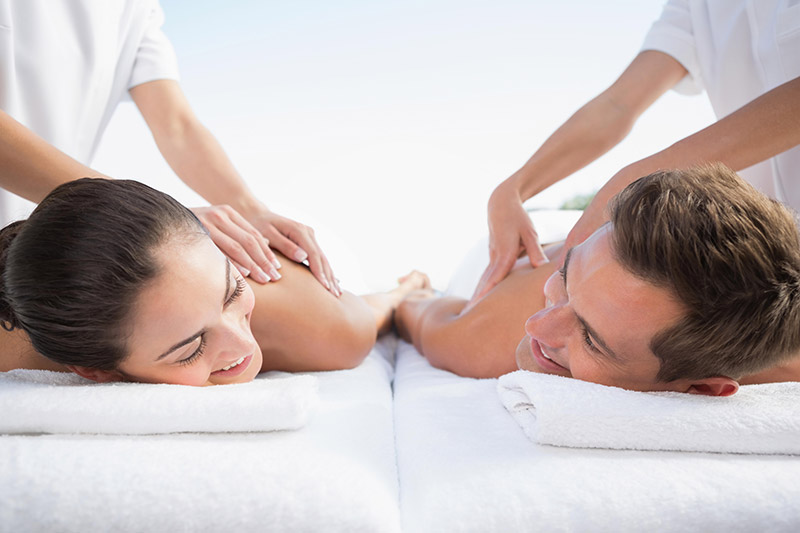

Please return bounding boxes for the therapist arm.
[469,51,687,307]
[131,79,340,296]
[0,110,108,202]
[565,74,800,250]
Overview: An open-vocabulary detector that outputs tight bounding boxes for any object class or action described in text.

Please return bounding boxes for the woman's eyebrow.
[155,258,231,362]
[155,331,205,361]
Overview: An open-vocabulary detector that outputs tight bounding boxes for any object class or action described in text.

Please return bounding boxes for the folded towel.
[0,369,318,435]
[498,370,800,455]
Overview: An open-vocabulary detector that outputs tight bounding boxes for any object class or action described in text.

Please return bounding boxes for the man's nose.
[525,304,568,343]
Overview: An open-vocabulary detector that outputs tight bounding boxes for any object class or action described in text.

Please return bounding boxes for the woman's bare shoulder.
[0,328,66,372]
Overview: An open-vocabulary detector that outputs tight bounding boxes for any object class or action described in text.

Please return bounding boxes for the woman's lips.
[211,354,253,377]
[530,338,568,373]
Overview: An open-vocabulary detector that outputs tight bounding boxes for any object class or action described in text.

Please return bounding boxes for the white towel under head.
[498,370,800,455]
[0,369,318,435]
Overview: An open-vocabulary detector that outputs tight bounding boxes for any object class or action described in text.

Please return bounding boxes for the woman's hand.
[246,208,341,297]
[467,179,548,310]
[191,205,281,284]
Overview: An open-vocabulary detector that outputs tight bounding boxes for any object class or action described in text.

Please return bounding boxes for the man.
[0,0,340,296]
[395,165,800,394]
[471,0,800,306]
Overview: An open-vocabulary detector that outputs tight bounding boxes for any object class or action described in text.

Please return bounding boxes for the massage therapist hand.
[193,204,341,297]
[247,207,341,297]
[467,177,548,310]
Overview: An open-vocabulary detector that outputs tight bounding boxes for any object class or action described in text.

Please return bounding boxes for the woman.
[0,178,426,385]
[395,165,800,391]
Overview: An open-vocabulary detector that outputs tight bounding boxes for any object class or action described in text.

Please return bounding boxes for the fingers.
[520,226,549,268]
[263,221,341,297]
[195,206,280,284]
[465,252,517,312]
[226,207,283,276]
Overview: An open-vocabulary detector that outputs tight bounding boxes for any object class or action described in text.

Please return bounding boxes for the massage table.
[2,210,799,532]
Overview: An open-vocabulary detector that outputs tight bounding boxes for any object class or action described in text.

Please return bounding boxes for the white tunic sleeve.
[641,0,704,95]
[127,2,180,89]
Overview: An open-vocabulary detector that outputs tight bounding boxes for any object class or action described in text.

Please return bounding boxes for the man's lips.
[530,338,569,373]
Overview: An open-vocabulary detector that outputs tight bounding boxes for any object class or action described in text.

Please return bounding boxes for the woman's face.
[115,233,263,386]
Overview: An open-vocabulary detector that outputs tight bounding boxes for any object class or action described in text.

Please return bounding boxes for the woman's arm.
[0,110,108,202]
[131,80,340,296]
[247,253,377,372]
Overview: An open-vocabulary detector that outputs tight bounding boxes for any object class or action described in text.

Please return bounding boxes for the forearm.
[0,111,107,202]
[510,91,637,200]
[644,76,800,174]
[131,80,265,219]
[152,116,264,216]
[509,51,685,201]
[597,76,800,213]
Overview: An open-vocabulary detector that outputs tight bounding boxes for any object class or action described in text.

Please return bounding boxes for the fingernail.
[254,267,270,283]
[322,276,331,290]
[239,266,251,277]
[269,267,281,280]
[273,258,282,269]
[294,249,308,262]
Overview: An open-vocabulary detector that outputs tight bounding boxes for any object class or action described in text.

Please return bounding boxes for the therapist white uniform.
[0,0,180,226]
[642,0,800,210]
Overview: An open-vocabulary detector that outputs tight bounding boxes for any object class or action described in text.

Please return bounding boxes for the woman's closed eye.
[226,277,245,307]
[178,336,206,366]
[176,277,245,366]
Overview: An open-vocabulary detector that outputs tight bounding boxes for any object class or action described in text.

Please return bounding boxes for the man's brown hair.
[609,164,800,381]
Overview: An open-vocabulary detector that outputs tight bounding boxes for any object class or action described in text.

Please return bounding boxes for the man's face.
[515,225,688,392]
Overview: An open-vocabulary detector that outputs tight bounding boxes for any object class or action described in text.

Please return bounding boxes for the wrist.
[230,195,270,222]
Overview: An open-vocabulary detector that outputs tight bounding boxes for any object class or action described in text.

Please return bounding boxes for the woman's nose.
[221,316,257,356]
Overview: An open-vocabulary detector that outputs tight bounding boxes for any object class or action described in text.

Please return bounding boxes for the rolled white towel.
[0,369,318,435]
[498,370,800,455]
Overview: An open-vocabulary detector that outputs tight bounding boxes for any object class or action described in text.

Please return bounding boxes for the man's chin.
[515,336,538,372]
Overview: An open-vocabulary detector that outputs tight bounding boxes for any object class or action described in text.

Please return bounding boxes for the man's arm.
[470,51,687,306]
[565,74,800,250]
[0,110,108,202]
[131,79,340,295]
[396,260,558,378]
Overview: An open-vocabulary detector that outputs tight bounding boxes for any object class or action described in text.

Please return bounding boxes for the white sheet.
[0,336,401,532]
[394,342,800,533]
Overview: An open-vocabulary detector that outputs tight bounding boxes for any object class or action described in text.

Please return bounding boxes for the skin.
[0,233,426,385]
[472,50,800,305]
[0,76,340,296]
[396,226,800,394]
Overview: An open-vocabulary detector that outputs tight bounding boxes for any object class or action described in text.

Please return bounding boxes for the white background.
[92,0,716,291]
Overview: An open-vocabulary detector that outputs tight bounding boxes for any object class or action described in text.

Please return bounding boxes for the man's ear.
[686,376,739,397]
[66,365,124,383]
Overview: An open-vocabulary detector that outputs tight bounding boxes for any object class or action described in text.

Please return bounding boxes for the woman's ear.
[685,376,739,397]
[66,365,124,383]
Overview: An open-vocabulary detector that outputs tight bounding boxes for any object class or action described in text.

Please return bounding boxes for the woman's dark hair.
[0,178,206,369]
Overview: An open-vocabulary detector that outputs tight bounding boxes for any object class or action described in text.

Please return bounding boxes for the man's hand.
[247,208,341,297]
[466,180,548,310]
[191,205,281,283]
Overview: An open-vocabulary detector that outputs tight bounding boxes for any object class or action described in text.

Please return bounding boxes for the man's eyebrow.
[561,247,574,284]
[155,258,232,362]
[562,245,621,362]
[576,314,621,361]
